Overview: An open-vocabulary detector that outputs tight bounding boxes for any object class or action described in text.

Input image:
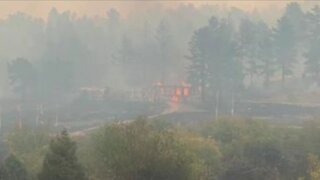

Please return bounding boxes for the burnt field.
[1,97,320,137]
[154,101,320,124]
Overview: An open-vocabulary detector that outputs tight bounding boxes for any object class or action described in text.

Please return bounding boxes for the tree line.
[187,3,320,102]
[0,3,312,100]
[3,3,320,104]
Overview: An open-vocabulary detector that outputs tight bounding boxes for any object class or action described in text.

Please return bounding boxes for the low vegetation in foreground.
[2,117,320,180]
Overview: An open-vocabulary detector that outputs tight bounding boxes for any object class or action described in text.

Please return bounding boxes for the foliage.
[0,154,28,180]
[238,18,260,86]
[198,118,289,180]
[5,117,320,179]
[6,127,49,178]
[4,2,320,101]
[38,129,86,180]
[305,6,320,83]
[7,58,37,99]
[273,14,297,85]
[307,154,320,180]
[187,17,243,101]
[155,20,172,82]
[84,118,220,180]
[238,19,276,87]
[5,2,320,179]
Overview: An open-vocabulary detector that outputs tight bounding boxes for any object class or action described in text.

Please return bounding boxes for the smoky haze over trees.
[4,2,320,180]
[0,2,319,104]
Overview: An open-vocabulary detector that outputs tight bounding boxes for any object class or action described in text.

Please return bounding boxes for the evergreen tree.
[306,5,320,41]
[7,58,37,99]
[116,35,144,87]
[0,154,28,180]
[305,6,320,84]
[238,19,276,88]
[273,15,297,86]
[38,130,86,180]
[256,21,276,87]
[155,19,171,82]
[238,18,260,86]
[187,17,242,101]
[187,25,211,102]
[283,2,306,43]
[118,35,135,64]
[305,37,320,83]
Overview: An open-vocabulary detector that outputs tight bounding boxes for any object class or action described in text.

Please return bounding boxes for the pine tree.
[38,129,86,180]
[305,37,320,83]
[187,17,242,101]
[238,18,260,87]
[305,6,320,84]
[273,15,297,86]
[0,154,28,180]
[256,21,276,88]
[283,2,305,43]
[7,58,37,100]
[155,19,171,82]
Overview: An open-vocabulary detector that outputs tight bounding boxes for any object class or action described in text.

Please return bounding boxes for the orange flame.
[175,88,182,96]
[183,87,189,96]
[171,95,179,103]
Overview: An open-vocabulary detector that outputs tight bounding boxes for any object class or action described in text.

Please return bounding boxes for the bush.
[0,154,28,180]
[84,118,221,180]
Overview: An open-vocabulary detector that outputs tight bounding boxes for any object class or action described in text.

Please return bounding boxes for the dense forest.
[1,2,320,102]
[2,2,320,180]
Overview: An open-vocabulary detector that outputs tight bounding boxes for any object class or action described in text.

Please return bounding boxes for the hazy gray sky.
[0,1,312,20]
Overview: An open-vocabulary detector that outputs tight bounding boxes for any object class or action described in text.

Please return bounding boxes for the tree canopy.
[38,129,86,180]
